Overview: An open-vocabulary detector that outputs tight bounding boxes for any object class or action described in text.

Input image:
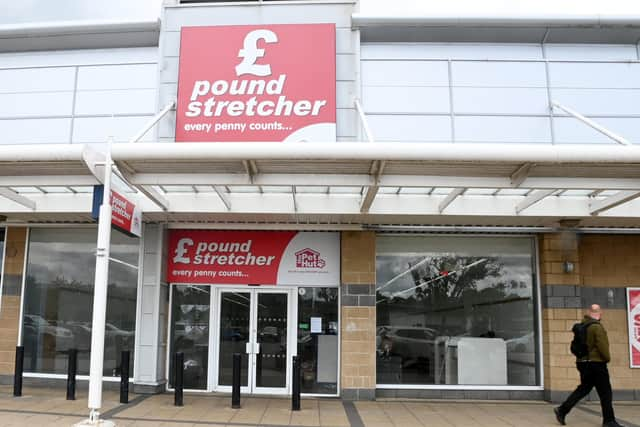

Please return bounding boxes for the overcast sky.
[359,0,640,15]
[0,0,162,25]
[1,0,640,25]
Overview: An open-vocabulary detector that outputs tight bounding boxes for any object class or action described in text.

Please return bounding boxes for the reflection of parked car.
[23,314,74,349]
[377,326,438,360]
[105,323,134,339]
[506,332,535,353]
[222,328,245,341]
[259,326,280,342]
[64,321,92,348]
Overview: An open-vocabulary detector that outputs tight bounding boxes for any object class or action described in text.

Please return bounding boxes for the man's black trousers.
[558,361,615,423]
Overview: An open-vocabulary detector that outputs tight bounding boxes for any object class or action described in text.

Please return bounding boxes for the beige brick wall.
[0,227,27,375]
[340,231,376,395]
[341,307,376,389]
[541,234,640,392]
[581,235,640,391]
[539,233,580,286]
[341,231,375,285]
[581,235,640,287]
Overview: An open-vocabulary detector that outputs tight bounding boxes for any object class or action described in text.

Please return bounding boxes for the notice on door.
[310,317,322,333]
[168,230,339,286]
[628,288,640,368]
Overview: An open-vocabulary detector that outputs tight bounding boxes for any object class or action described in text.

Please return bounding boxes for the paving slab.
[0,386,639,427]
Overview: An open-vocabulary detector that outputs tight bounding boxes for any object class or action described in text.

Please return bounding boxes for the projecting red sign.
[110,190,141,237]
[628,288,640,368]
[168,230,339,286]
[175,24,336,142]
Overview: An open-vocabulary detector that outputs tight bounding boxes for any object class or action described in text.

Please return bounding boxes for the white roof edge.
[0,144,86,162]
[110,142,640,163]
[351,13,640,28]
[0,19,161,38]
[4,142,640,165]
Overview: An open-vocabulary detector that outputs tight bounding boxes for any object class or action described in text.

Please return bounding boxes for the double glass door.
[169,285,339,395]
[215,289,292,394]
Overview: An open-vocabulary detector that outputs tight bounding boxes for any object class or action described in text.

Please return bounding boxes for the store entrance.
[215,288,292,394]
[168,284,339,396]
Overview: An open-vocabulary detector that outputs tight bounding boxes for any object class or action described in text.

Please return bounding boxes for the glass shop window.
[376,235,540,387]
[169,285,210,390]
[0,228,4,279]
[21,228,139,377]
[297,287,339,394]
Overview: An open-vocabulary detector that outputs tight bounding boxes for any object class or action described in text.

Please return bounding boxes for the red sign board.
[168,230,339,286]
[628,288,640,368]
[110,190,142,237]
[176,24,336,142]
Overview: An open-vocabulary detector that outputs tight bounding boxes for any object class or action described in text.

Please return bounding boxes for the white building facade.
[1,0,640,402]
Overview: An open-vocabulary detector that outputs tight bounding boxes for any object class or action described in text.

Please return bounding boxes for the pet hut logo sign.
[176,24,336,142]
[168,230,339,286]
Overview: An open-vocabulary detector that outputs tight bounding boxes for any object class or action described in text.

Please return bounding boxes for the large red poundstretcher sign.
[168,230,339,286]
[628,288,640,368]
[176,24,336,142]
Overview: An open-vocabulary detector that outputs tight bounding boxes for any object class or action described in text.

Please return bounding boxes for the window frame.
[374,233,544,391]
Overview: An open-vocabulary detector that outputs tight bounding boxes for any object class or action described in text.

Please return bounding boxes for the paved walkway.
[0,386,639,427]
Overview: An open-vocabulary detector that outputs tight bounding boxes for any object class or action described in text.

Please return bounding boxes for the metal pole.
[129,100,175,143]
[120,350,130,404]
[85,141,114,426]
[174,352,184,407]
[13,346,23,397]
[354,99,375,143]
[292,355,300,411]
[551,101,631,146]
[66,349,78,400]
[231,353,241,409]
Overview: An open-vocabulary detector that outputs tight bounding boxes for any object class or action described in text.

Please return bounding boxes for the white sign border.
[627,287,640,369]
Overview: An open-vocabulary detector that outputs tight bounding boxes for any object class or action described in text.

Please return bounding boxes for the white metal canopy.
[2,142,640,228]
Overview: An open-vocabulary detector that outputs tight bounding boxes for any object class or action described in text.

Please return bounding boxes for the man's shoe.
[554,407,566,425]
[603,421,625,427]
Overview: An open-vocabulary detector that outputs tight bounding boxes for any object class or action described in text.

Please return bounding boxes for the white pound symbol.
[173,238,194,264]
[236,29,278,77]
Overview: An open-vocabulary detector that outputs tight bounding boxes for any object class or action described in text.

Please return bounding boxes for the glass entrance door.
[216,289,291,394]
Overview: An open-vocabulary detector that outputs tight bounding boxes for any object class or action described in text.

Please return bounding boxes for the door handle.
[255,343,260,354]
[245,342,252,354]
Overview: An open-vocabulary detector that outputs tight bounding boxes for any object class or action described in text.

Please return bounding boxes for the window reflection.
[22,228,139,376]
[376,236,539,386]
[297,287,339,394]
[169,285,210,390]
[0,228,4,280]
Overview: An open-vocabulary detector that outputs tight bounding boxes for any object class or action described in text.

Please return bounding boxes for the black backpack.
[570,321,597,358]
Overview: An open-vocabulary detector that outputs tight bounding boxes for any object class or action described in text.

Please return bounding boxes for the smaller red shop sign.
[92,186,142,237]
[168,230,339,286]
[110,190,142,237]
[628,288,640,368]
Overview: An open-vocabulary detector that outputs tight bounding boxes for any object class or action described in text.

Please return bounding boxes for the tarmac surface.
[0,386,639,427]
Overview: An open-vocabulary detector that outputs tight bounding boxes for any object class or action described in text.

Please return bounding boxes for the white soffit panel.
[2,142,640,226]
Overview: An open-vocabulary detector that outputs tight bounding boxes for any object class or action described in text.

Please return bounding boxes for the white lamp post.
[76,143,115,427]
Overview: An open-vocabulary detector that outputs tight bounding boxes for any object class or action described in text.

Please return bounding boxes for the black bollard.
[66,349,77,400]
[120,350,130,404]
[231,353,241,409]
[13,346,24,397]
[292,355,301,411]
[174,352,184,407]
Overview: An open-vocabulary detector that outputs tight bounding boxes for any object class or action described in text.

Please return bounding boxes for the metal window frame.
[374,232,545,391]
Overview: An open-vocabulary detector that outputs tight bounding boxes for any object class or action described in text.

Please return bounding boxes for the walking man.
[554,304,624,427]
